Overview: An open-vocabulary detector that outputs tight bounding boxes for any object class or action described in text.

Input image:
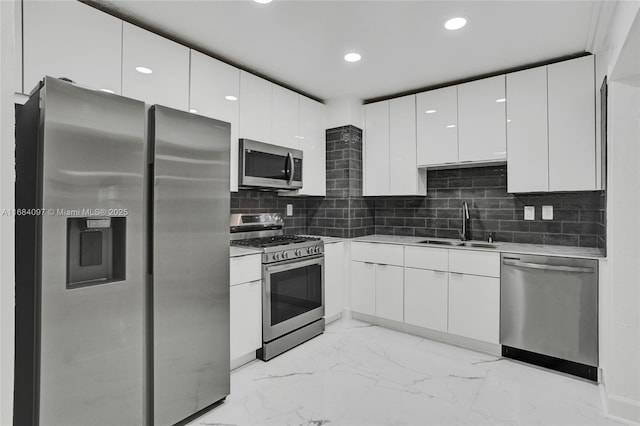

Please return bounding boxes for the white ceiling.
[94,0,600,102]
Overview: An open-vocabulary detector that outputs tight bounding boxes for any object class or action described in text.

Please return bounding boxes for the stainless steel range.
[231,213,324,361]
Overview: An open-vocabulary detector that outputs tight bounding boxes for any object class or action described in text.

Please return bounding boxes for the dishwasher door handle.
[502,259,594,273]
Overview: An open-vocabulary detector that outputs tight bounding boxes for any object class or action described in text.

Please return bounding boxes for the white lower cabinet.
[324,242,345,320]
[230,280,262,361]
[375,264,404,322]
[404,267,448,332]
[448,272,500,344]
[350,261,376,316]
[229,253,262,364]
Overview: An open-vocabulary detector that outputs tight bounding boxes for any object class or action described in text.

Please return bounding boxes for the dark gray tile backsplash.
[231,133,605,249]
[372,166,606,249]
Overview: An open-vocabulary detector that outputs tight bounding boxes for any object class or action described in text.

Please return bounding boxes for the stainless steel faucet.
[461,201,470,241]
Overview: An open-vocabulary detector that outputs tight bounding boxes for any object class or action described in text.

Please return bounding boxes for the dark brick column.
[306,125,375,238]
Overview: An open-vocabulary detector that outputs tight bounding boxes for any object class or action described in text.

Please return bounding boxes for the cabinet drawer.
[404,246,448,271]
[351,242,404,266]
[449,250,500,277]
[230,254,262,286]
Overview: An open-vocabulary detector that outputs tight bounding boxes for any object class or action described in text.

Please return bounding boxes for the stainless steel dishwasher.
[500,253,598,380]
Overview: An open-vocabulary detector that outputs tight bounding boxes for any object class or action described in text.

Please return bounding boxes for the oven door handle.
[265,255,324,273]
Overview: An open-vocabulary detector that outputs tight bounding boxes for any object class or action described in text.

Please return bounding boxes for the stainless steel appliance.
[500,253,598,380]
[238,139,303,190]
[149,106,230,425]
[15,78,231,426]
[15,77,145,426]
[230,213,324,360]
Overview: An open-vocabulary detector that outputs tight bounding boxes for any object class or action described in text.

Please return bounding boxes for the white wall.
[598,2,640,423]
[0,1,16,425]
[325,96,364,130]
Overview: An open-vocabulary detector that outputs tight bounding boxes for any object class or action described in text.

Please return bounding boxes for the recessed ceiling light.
[496,98,506,103]
[444,17,467,31]
[135,66,153,74]
[254,0,272,3]
[507,119,512,123]
[100,88,115,94]
[425,109,437,114]
[446,124,457,128]
[189,108,198,113]
[344,52,362,63]
[225,95,238,101]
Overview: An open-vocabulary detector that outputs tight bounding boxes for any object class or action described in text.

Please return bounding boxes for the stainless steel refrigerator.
[148,105,230,425]
[15,77,230,426]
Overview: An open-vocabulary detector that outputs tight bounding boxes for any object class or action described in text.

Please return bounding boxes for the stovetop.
[231,235,321,249]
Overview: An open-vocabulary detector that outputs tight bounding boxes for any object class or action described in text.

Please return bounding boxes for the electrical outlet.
[524,206,535,221]
[542,205,554,220]
[286,204,293,216]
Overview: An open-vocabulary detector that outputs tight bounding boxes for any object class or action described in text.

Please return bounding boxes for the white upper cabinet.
[23,1,122,94]
[122,23,189,110]
[272,85,300,150]
[389,95,426,196]
[506,67,549,193]
[239,71,272,143]
[189,51,240,191]
[364,101,390,196]
[458,75,507,162]
[548,55,596,191]
[416,86,458,166]
[506,56,597,193]
[297,96,327,196]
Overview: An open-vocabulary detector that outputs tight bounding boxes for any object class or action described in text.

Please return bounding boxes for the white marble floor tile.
[188,318,622,426]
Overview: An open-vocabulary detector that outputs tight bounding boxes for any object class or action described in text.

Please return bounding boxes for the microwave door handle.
[287,152,294,186]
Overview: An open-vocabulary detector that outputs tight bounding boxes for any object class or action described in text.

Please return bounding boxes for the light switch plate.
[524,206,535,221]
[542,205,554,220]
[286,204,293,216]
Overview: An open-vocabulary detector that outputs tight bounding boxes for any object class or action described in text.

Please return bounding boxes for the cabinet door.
[404,268,448,332]
[375,264,403,322]
[448,273,499,344]
[23,1,122,94]
[239,71,272,143]
[458,75,507,162]
[324,242,345,319]
[189,51,240,191]
[390,95,425,195]
[363,101,390,196]
[506,66,549,193]
[15,0,23,93]
[416,86,458,166]
[297,96,327,196]
[122,23,190,110]
[272,85,300,149]
[548,56,596,191]
[230,280,262,361]
[350,261,375,315]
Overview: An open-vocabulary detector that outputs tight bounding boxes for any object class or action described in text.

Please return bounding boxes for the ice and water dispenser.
[66,217,126,289]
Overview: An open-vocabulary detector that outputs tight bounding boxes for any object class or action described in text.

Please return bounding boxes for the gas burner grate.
[231,235,321,248]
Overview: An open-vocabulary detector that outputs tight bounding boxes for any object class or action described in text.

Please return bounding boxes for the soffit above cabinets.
[91,0,599,101]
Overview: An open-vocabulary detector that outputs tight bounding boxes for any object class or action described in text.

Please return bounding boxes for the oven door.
[263,255,324,342]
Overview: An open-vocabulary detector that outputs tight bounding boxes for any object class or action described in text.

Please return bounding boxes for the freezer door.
[150,106,231,425]
[37,77,146,425]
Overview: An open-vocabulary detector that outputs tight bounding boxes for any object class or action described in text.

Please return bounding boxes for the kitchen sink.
[418,240,463,246]
[462,242,498,249]
[418,240,498,249]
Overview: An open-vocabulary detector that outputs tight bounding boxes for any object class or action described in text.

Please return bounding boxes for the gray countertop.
[229,246,262,258]
[351,235,605,259]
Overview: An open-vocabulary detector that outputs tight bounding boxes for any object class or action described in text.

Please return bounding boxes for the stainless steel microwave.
[239,139,303,190]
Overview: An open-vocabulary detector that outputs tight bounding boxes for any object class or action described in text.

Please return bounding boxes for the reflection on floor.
[190,318,620,426]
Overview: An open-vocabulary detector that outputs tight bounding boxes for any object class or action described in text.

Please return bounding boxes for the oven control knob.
[295,249,302,257]
[273,252,280,261]
[281,251,289,259]
[307,247,313,254]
